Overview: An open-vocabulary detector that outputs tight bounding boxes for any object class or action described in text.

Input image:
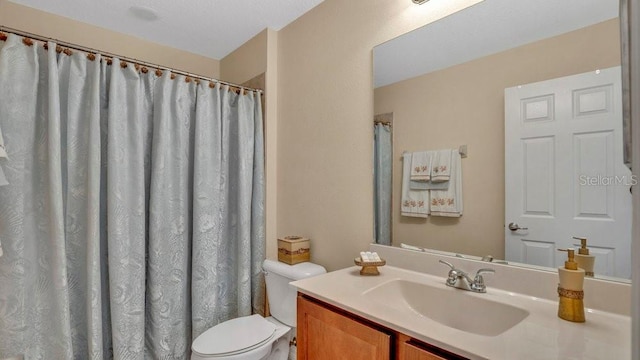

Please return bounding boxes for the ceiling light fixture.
[412,0,430,4]
[129,6,159,22]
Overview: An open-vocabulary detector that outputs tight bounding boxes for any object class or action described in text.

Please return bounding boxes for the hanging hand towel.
[410,151,432,182]
[431,149,452,183]
[401,153,430,218]
[430,149,463,217]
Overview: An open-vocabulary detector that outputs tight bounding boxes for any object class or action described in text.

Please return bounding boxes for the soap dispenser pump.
[557,248,586,322]
[574,236,595,277]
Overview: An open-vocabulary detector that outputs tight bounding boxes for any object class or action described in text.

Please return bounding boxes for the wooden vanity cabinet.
[297,294,469,360]
[297,293,392,360]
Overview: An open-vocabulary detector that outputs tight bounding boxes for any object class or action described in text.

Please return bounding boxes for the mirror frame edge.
[627,0,640,357]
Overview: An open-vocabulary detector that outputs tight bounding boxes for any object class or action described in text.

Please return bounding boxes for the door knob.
[508,222,528,231]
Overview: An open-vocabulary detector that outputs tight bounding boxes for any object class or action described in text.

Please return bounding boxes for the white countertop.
[291,265,631,360]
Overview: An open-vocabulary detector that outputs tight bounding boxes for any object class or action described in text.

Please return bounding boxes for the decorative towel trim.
[431,197,455,207]
[433,165,448,174]
[403,199,427,208]
[430,149,462,217]
[278,248,310,256]
[430,149,451,183]
[401,212,430,218]
[430,211,462,218]
[401,199,429,218]
[410,151,432,182]
[557,286,584,300]
[402,153,430,218]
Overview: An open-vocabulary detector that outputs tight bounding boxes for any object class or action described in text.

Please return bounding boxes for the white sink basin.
[364,279,529,336]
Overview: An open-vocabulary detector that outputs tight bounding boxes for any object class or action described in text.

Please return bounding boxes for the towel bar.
[402,146,468,158]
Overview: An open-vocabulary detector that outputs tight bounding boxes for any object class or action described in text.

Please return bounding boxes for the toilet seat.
[192,314,277,357]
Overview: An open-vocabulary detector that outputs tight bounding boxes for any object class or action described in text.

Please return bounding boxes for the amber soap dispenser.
[557,248,586,322]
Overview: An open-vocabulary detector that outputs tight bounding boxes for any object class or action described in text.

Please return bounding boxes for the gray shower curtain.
[0,34,265,359]
[373,123,392,245]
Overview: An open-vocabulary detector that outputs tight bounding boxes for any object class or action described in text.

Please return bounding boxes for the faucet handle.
[475,268,495,276]
[470,268,495,293]
[439,259,455,270]
[439,260,460,286]
[473,268,495,284]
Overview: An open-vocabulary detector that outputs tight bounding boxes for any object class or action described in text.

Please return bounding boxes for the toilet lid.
[192,314,277,356]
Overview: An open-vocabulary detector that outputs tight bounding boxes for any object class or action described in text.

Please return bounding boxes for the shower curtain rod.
[0,26,263,94]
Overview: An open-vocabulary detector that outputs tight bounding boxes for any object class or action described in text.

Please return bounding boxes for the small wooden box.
[278,236,310,265]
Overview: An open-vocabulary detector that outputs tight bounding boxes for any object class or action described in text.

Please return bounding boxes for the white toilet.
[191,259,326,360]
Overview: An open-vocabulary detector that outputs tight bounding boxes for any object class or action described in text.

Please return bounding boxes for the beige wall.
[276,0,483,271]
[264,29,279,261]
[220,30,267,85]
[374,19,621,259]
[219,28,280,261]
[0,0,220,78]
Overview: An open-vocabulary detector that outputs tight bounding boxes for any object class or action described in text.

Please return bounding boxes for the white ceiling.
[374,0,619,88]
[8,0,325,59]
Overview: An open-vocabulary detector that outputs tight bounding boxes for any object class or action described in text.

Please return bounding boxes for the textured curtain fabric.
[373,123,392,246]
[0,34,265,359]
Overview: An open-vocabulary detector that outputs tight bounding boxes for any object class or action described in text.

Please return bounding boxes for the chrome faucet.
[439,260,495,293]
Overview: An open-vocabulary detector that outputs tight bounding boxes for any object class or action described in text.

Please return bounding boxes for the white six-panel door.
[505,67,632,278]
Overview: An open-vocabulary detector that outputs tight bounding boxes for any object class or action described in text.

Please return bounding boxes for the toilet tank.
[263,259,326,327]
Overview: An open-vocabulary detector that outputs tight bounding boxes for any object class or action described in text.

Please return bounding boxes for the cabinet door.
[297,295,391,360]
[400,341,447,360]
[397,334,468,360]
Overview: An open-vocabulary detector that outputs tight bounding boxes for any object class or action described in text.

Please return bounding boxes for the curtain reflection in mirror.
[374,117,393,245]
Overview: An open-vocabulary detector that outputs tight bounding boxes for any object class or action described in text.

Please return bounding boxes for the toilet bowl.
[191,260,326,360]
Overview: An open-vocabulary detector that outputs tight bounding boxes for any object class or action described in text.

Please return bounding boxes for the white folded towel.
[410,179,449,190]
[401,153,430,218]
[400,243,425,252]
[431,149,452,183]
[410,151,432,182]
[430,149,463,217]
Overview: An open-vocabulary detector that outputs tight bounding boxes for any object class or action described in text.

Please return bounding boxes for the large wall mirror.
[373,0,633,281]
